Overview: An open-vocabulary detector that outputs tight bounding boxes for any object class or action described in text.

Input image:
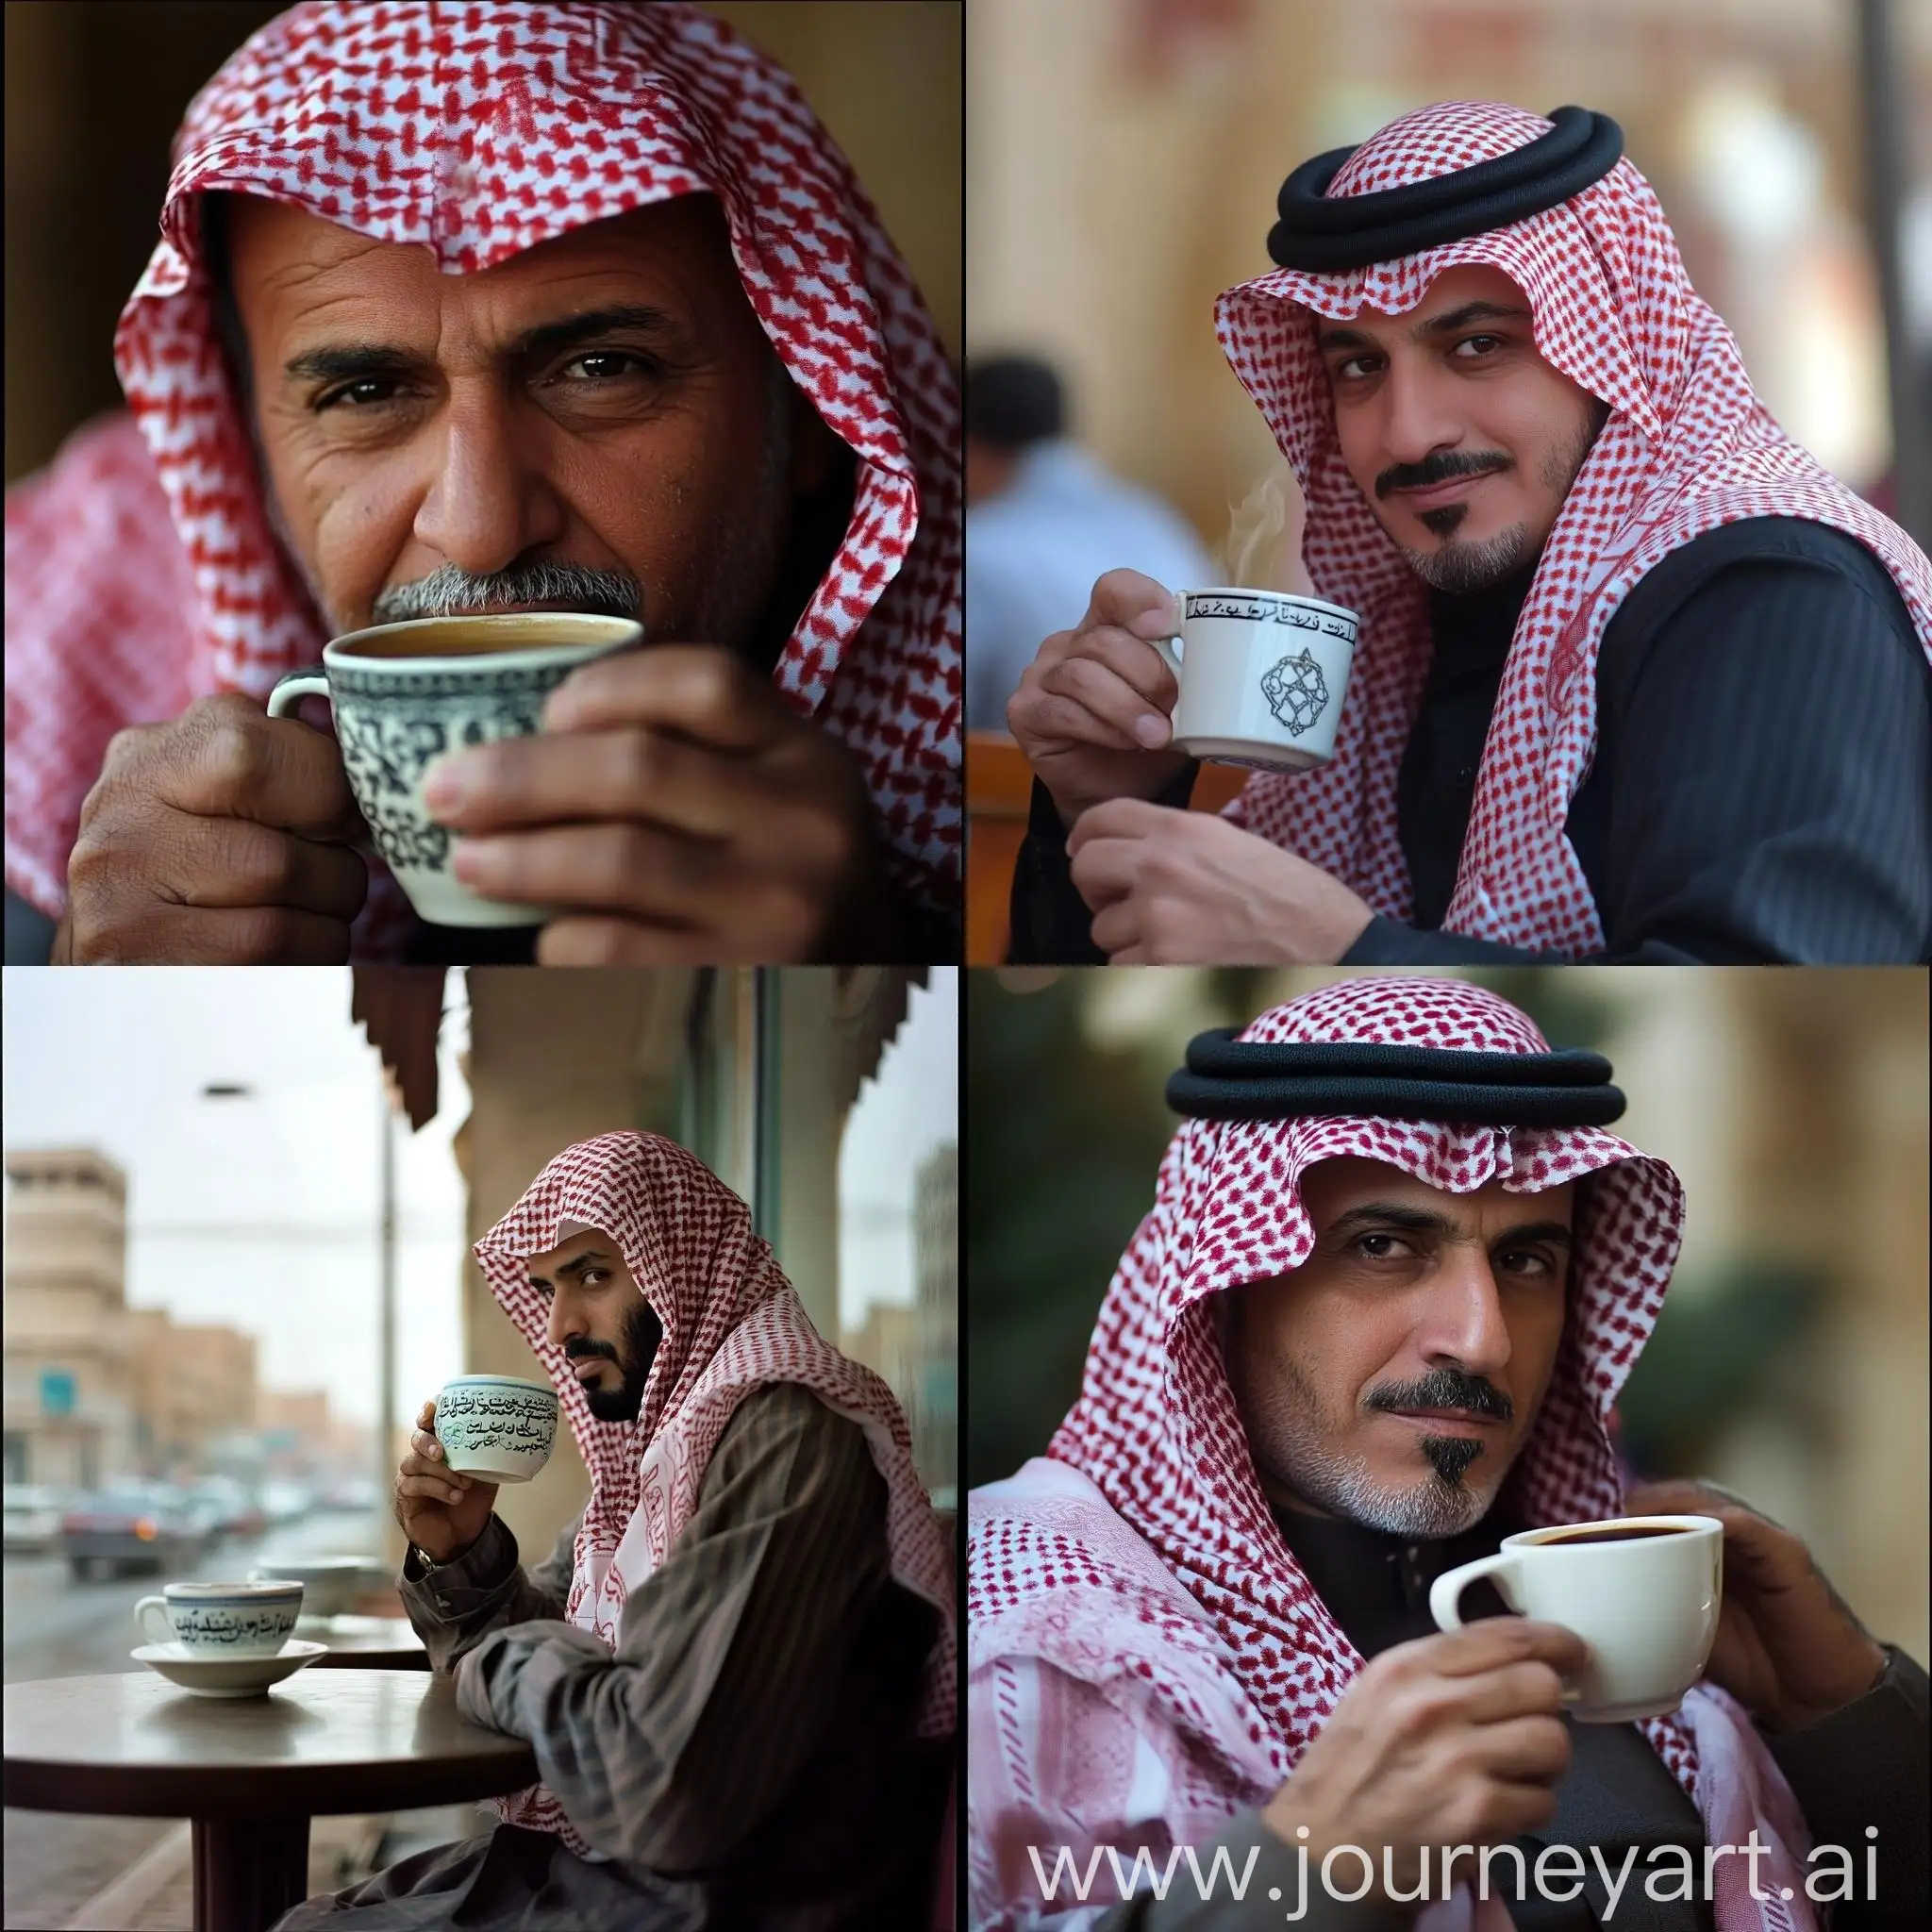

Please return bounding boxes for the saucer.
[131,1639,328,1698]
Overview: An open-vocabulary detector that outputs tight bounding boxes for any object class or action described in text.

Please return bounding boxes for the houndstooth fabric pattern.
[968,977,1815,1930]
[474,1131,955,1860]
[5,1,959,938]
[1212,101,1932,955]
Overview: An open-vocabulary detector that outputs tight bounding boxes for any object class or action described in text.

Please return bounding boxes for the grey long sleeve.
[397,1506,579,1675]
[417,1381,913,1876]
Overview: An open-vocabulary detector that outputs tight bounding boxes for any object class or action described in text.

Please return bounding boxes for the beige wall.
[3,1147,135,1488]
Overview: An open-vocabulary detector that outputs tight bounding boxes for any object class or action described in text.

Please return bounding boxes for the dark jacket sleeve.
[1768,1644,1930,1930]
[1345,528,1932,965]
[1008,767,1201,964]
[397,1508,578,1675]
[449,1381,898,1874]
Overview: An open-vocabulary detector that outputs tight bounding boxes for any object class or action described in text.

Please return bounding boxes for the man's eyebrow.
[1325,1203,1573,1246]
[526,1247,614,1291]
[1315,302,1530,358]
[281,304,677,386]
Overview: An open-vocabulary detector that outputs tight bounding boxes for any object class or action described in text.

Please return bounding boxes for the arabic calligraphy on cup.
[435,1375,560,1483]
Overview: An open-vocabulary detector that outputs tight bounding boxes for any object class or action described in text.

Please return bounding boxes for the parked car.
[185,1476,268,1541]
[259,1480,315,1525]
[59,1485,208,1580]
[4,1486,71,1555]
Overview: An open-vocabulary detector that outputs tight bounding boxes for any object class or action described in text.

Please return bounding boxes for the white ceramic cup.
[434,1374,560,1484]
[265,612,643,927]
[1146,588,1359,771]
[1429,1514,1724,1723]
[134,1579,305,1658]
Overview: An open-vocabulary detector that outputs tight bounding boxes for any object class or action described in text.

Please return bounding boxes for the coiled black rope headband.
[1266,105,1624,273]
[1166,1031,1626,1126]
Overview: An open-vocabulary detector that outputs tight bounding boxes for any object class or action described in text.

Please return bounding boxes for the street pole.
[376,1075,397,1564]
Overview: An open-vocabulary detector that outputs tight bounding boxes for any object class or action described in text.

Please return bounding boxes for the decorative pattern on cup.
[331,659,585,879]
[435,1377,560,1478]
[138,1582,304,1657]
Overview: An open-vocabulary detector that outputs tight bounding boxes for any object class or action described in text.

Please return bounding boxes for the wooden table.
[4,1668,535,1932]
[301,1616,430,1670]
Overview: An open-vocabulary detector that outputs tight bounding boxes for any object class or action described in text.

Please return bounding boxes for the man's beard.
[565,1297,665,1424]
[1241,1356,1518,1539]
[1383,399,1607,596]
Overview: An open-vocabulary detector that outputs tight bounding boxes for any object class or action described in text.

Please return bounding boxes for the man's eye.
[1331,354,1379,382]
[1354,1233,1409,1260]
[554,350,657,387]
[313,377,408,413]
[1498,1247,1556,1277]
[1454,334,1505,358]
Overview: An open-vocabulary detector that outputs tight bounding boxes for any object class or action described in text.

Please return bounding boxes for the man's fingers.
[1040,644,1176,748]
[154,699,366,841]
[541,646,782,752]
[1469,1715,1573,1785]
[537,917,727,967]
[1081,569,1180,639]
[453,822,721,923]
[1065,797,1174,856]
[1068,836,1141,913]
[1453,1659,1573,1724]
[71,905,353,965]
[1428,1619,1591,1680]
[424,728,740,841]
[160,817,369,920]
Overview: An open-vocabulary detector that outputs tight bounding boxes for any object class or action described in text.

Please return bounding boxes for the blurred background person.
[966,355,1213,729]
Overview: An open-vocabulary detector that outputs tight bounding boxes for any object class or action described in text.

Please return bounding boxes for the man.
[5,1,960,966]
[968,977,1928,1929]
[275,1130,954,1929]
[966,357,1212,730]
[1005,102,1932,964]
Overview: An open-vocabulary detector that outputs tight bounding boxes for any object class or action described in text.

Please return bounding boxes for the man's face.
[1224,1155,1575,1538]
[524,1227,664,1424]
[1316,264,1607,595]
[225,192,837,646]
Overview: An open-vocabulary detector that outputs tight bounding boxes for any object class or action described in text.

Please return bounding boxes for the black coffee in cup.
[1541,1524,1691,1545]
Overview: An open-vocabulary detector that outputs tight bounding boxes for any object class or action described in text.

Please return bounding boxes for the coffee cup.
[134,1579,305,1658]
[434,1374,560,1484]
[1146,588,1359,771]
[265,612,643,927]
[1430,1514,1724,1722]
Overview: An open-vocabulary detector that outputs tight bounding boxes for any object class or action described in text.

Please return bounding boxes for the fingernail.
[427,1445,441,1459]
[451,838,489,883]
[423,757,471,816]
[1134,714,1168,747]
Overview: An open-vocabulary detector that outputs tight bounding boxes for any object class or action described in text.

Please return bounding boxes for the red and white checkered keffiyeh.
[4,1,959,942]
[1212,101,1932,956]
[474,1130,955,1861]
[967,976,1816,1931]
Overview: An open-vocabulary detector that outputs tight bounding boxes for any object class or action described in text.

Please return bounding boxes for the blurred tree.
[966,972,1178,1489]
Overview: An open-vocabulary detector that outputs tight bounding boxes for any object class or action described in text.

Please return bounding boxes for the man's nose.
[410,385,566,578]
[1377,354,1461,470]
[1415,1250,1513,1379]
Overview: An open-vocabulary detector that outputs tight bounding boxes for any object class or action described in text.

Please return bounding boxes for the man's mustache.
[372,558,642,624]
[1363,1367,1515,1424]
[1375,450,1513,499]
[564,1341,618,1364]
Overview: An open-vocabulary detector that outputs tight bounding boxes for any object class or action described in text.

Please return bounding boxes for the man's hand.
[422,647,891,963]
[58,694,369,963]
[1263,1620,1587,1903]
[1007,569,1190,826]
[1624,1479,1888,1732]
[395,1397,497,1565]
[1067,799,1375,963]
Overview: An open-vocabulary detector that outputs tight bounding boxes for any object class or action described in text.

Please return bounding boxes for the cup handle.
[1428,1553,1524,1630]
[265,668,331,720]
[133,1595,175,1648]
